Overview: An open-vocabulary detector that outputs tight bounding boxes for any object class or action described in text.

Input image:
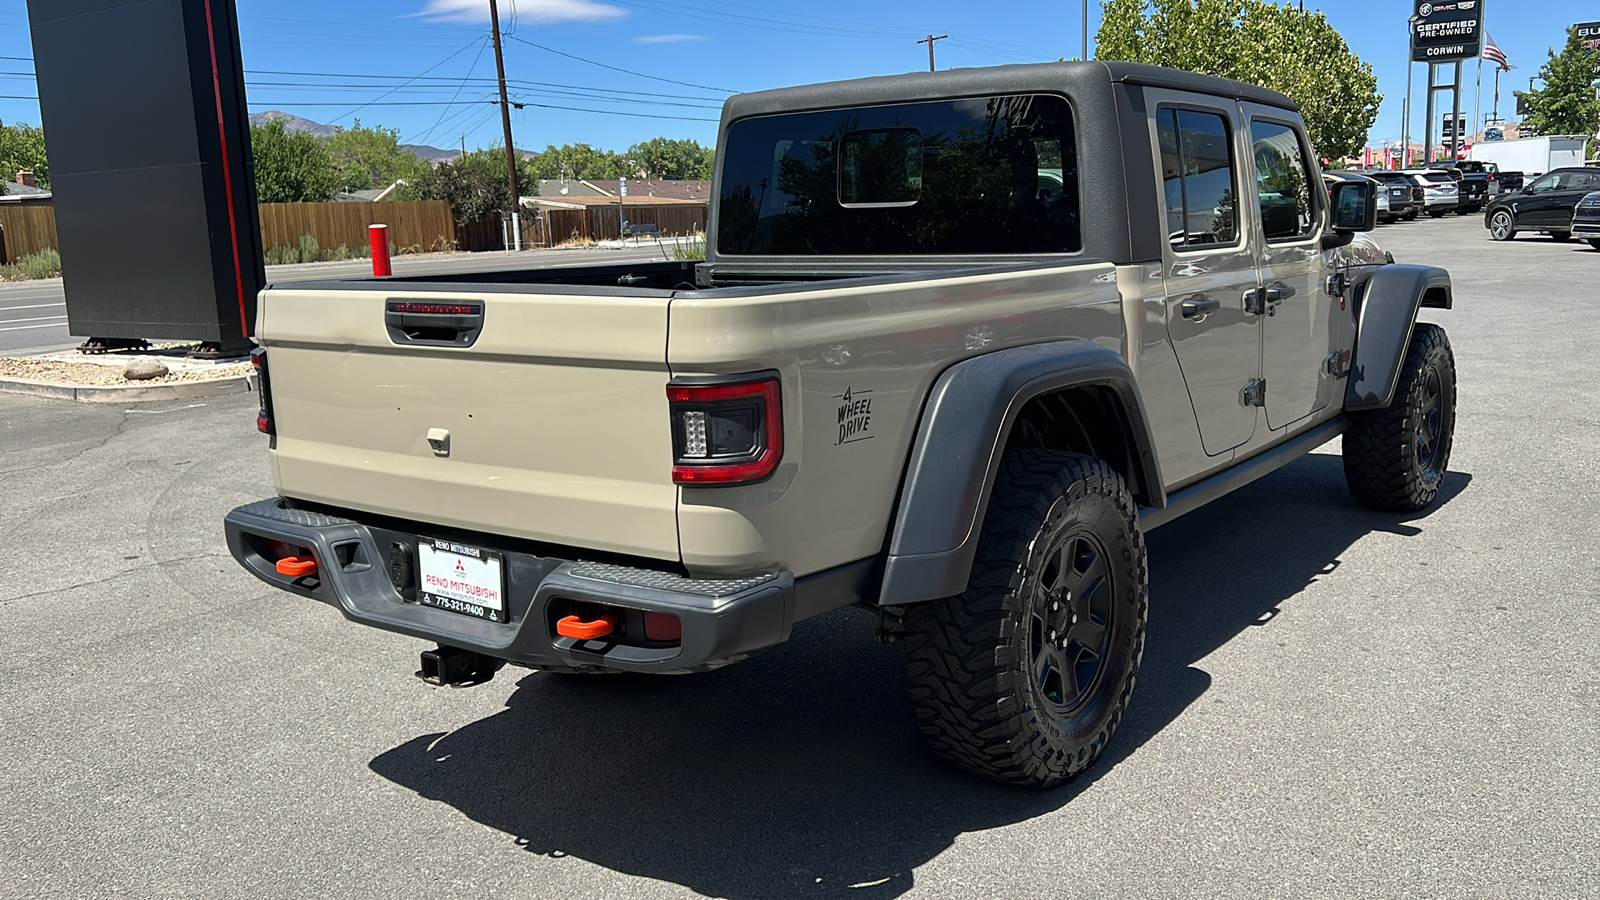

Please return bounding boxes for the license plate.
[418,539,507,622]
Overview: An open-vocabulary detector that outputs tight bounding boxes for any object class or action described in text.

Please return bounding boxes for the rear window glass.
[717,95,1079,256]
[1423,173,1453,183]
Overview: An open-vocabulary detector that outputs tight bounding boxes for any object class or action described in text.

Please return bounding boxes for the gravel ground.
[0,356,251,386]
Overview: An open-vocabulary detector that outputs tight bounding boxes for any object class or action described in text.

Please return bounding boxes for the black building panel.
[27,0,264,345]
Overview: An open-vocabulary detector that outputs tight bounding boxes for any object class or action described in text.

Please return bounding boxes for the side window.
[1250,120,1317,241]
[1158,108,1239,248]
[1528,174,1559,194]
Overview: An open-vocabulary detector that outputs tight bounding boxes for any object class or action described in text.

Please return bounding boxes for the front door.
[1245,112,1338,431]
[1153,99,1260,456]
[1520,170,1600,228]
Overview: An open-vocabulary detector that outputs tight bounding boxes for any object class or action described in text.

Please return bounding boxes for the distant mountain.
[402,143,462,162]
[249,110,340,138]
[249,110,536,162]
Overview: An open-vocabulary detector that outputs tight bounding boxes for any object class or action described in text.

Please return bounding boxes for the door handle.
[1179,295,1220,320]
[1246,285,1293,316]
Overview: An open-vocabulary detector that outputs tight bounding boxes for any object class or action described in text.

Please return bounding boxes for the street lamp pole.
[1083,0,1089,60]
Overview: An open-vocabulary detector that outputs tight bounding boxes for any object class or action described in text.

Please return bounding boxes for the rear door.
[1244,110,1338,430]
[1151,94,1261,455]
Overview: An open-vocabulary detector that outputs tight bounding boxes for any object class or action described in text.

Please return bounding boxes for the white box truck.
[1468,135,1588,177]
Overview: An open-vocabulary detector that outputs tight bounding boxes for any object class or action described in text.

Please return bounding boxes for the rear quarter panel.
[667,263,1124,577]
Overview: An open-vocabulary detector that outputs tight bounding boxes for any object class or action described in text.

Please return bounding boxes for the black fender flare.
[877,340,1164,606]
[1345,264,1452,412]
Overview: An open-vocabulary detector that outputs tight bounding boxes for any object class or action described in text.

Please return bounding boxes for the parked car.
[1568,190,1600,249]
[1402,169,1460,217]
[222,61,1455,789]
[1324,170,1388,222]
[1483,167,1600,241]
[1361,170,1423,221]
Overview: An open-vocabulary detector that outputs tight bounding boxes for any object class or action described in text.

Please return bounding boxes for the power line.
[323,37,488,125]
[247,70,723,102]
[414,36,492,147]
[244,82,721,109]
[504,35,736,93]
[243,99,717,123]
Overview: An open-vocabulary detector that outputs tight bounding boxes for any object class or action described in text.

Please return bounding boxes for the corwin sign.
[1411,0,1483,63]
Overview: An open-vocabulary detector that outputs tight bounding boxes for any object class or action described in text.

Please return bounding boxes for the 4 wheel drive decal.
[835,387,875,445]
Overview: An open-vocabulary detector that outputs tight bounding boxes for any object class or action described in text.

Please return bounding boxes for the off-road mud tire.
[1343,323,1457,512]
[901,450,1147,788]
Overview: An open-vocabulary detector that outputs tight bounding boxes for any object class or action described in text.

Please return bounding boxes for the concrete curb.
[0,373,256,403]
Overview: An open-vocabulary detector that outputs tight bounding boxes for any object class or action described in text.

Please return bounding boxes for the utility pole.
[488,0,521,251]
[917,34,947,72]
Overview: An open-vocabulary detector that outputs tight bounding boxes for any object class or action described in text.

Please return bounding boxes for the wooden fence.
[0,204,58,264]
[258,200,457,253]
[0,198,707,264]
[545,204,708,244]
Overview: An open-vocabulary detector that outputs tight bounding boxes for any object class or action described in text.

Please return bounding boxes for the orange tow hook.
[275,555,318,577]
[556,611,619,640]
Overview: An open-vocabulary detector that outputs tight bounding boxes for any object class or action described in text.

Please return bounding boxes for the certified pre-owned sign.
[1411,0,1483,63]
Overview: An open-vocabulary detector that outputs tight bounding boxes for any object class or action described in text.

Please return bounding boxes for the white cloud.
[633,33,708,44]
[413,0,625,24]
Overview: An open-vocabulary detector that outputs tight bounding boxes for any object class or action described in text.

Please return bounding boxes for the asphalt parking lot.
[2,213,1596,899]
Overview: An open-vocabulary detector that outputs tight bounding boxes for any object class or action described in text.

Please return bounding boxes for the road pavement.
[0,245,669,355]
[2,214,1596,899]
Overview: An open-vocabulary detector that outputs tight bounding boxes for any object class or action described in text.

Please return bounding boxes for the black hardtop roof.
[720,60,1297,121]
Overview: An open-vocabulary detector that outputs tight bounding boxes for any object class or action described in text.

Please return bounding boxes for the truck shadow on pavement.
[369,453,1469,898]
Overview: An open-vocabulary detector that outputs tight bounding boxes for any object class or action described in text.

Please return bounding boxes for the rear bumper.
[224,498,796,672]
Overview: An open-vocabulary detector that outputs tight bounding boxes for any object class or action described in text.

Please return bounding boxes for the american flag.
[1482,32,1511,71]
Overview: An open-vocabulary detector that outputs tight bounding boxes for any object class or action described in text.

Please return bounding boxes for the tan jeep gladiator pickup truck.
[226,62,1456,787]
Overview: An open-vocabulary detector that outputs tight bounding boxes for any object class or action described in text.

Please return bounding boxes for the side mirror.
[1328,180,1377,235]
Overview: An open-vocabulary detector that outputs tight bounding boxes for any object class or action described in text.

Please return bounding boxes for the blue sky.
[0,1,1589,153]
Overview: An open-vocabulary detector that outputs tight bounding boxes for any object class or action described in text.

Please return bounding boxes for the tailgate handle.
[385,300,485,347]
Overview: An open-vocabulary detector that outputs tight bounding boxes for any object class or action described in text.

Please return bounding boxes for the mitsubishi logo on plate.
[456,560,466,573]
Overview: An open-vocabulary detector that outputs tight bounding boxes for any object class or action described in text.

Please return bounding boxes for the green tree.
[526,142,625,181]
[414,148,535,224]
[1096,0,1381,159]
[250,119,338,202]
[624,138,715,179]
[0,122,50,191]
[325,120,431,197]
[1514,26,1600,142]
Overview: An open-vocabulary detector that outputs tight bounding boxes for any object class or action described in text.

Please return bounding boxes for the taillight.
[251,347,274,435]
[667,375,782,485]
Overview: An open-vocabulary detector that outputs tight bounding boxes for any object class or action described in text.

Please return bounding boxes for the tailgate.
[258,285,679,562]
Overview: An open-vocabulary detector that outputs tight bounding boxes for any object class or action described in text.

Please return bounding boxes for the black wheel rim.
[1028,529,1115,717]
[1416,363,1445,475]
